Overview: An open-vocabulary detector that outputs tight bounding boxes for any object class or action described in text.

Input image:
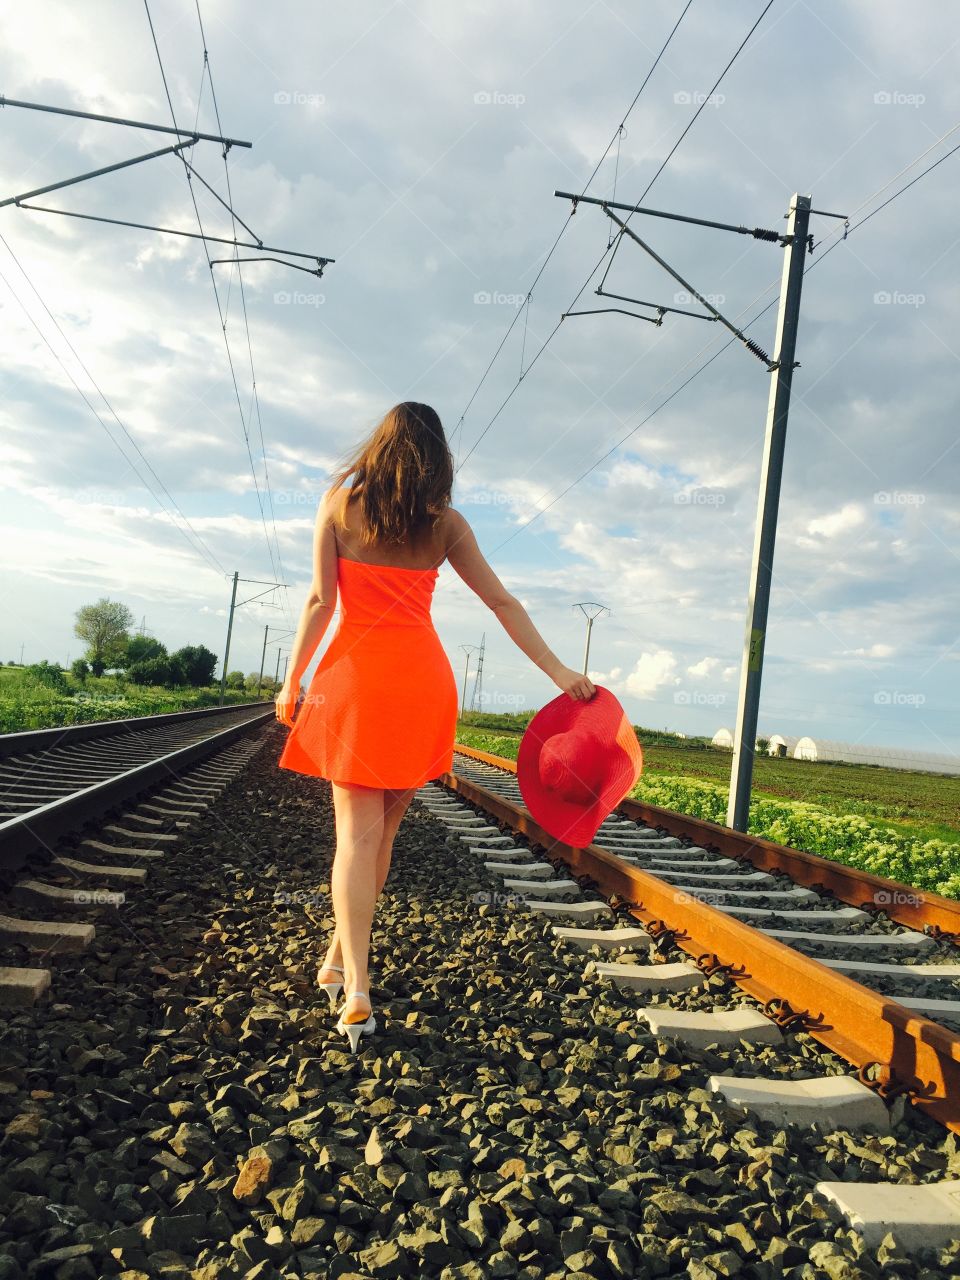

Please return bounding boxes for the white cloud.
[842,642,895,659]
[805,504,867,540]
[597,650,681,701]
[687,655,721,679]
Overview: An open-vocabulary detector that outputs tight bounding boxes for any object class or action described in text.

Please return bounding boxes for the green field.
[455,721,960,843]
[0,664,268,733]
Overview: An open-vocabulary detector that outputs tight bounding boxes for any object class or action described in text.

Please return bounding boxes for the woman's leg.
[328,781,385,1021]
[378,786,417,884]
[318,785,417,980]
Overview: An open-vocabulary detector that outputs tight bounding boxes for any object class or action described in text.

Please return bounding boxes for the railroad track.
[2,722,960,1275]
[421,744,960,1248]
[0,703,273,1006]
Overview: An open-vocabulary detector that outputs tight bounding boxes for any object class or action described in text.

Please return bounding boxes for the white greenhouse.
[792,737,960,776]
[710,729,959,776]
[711,727,771,751]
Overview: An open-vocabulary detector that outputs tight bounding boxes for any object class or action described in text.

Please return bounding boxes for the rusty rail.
[451,744,960,941]
[443,745,960,1132]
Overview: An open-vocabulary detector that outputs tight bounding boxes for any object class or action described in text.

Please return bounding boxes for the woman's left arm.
[274,490,339,727]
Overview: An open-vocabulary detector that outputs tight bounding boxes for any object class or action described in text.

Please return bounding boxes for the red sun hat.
[517,686,643,848]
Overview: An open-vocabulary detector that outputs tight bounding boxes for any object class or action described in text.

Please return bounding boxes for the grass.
[0,665,270,733]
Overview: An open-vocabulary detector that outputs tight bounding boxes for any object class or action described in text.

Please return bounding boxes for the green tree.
[74,598,134,673]
[166,654,188,687]
[171,645,218,687]
[125,635,167,666]
[70,658,90,682]
[226,670,246,689]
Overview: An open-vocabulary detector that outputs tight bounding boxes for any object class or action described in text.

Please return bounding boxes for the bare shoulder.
[318,484,347,524]
[440,506,470,535]
[438,506,473,557]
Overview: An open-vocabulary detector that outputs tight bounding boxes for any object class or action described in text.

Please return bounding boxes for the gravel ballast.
[1,724,960,1279]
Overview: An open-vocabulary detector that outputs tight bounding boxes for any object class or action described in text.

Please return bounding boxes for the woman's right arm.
[443,509,596,701]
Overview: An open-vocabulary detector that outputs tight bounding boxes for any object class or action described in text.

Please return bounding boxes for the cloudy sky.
[1,0,958,754]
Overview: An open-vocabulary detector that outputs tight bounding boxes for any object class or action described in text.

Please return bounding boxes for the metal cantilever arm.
[602,208,775,368]
[0,140,196,211]
[210,256,327,279]
[596,286,717,322]
[0,94,252,148]
[16,201,334,267]
[563,306,663,326]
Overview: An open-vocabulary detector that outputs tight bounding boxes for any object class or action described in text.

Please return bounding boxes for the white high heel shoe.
[317,963,345,1011]
[336,990,376,1053]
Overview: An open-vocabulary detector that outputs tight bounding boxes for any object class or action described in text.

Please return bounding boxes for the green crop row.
[633,772,960,900]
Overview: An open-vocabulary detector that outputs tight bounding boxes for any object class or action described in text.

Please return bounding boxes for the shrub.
[26,661,69,694]
[127,657,173,687]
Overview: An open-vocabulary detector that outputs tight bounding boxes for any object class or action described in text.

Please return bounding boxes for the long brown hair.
[328,402,454,545]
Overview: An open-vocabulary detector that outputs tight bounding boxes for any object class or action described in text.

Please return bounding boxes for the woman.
[275,401,595,1051]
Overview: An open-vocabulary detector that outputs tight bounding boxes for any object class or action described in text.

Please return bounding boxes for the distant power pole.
[472,633,486,711]
[257,624,270,695]
[218,572,288,705]
[259,625,296,695]
[459,644,480,717]
[573,602,609,675]
[219,572,240,705]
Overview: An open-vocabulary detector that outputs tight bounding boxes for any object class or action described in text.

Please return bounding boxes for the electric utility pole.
[726,194,812,830]
[257,624,294,694]
[459,644,480,717]
[554,187,831,834]
[573,602,609,675]
[219,573,288,706]
[257,624,269,696]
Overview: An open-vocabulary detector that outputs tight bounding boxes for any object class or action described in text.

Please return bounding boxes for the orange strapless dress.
[278,557,459,788]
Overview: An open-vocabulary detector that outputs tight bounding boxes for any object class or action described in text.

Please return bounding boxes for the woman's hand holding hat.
[517,685,643,848]
[552,664,597,702]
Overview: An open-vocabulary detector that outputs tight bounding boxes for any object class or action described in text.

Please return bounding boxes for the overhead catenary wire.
[491,124,960,552]
[0,232,229,579]
[449,0,696,460]
[143,0,290,625]
[455,0,775,473]
[192,0,295,629]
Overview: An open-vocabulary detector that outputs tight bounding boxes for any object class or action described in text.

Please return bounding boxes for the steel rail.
[619,794,960,943]
[0,705,273,876]
[0,701,274,761]
[444,745,960,1132]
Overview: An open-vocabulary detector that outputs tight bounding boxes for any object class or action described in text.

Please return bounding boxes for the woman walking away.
[274,401,595,1052]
